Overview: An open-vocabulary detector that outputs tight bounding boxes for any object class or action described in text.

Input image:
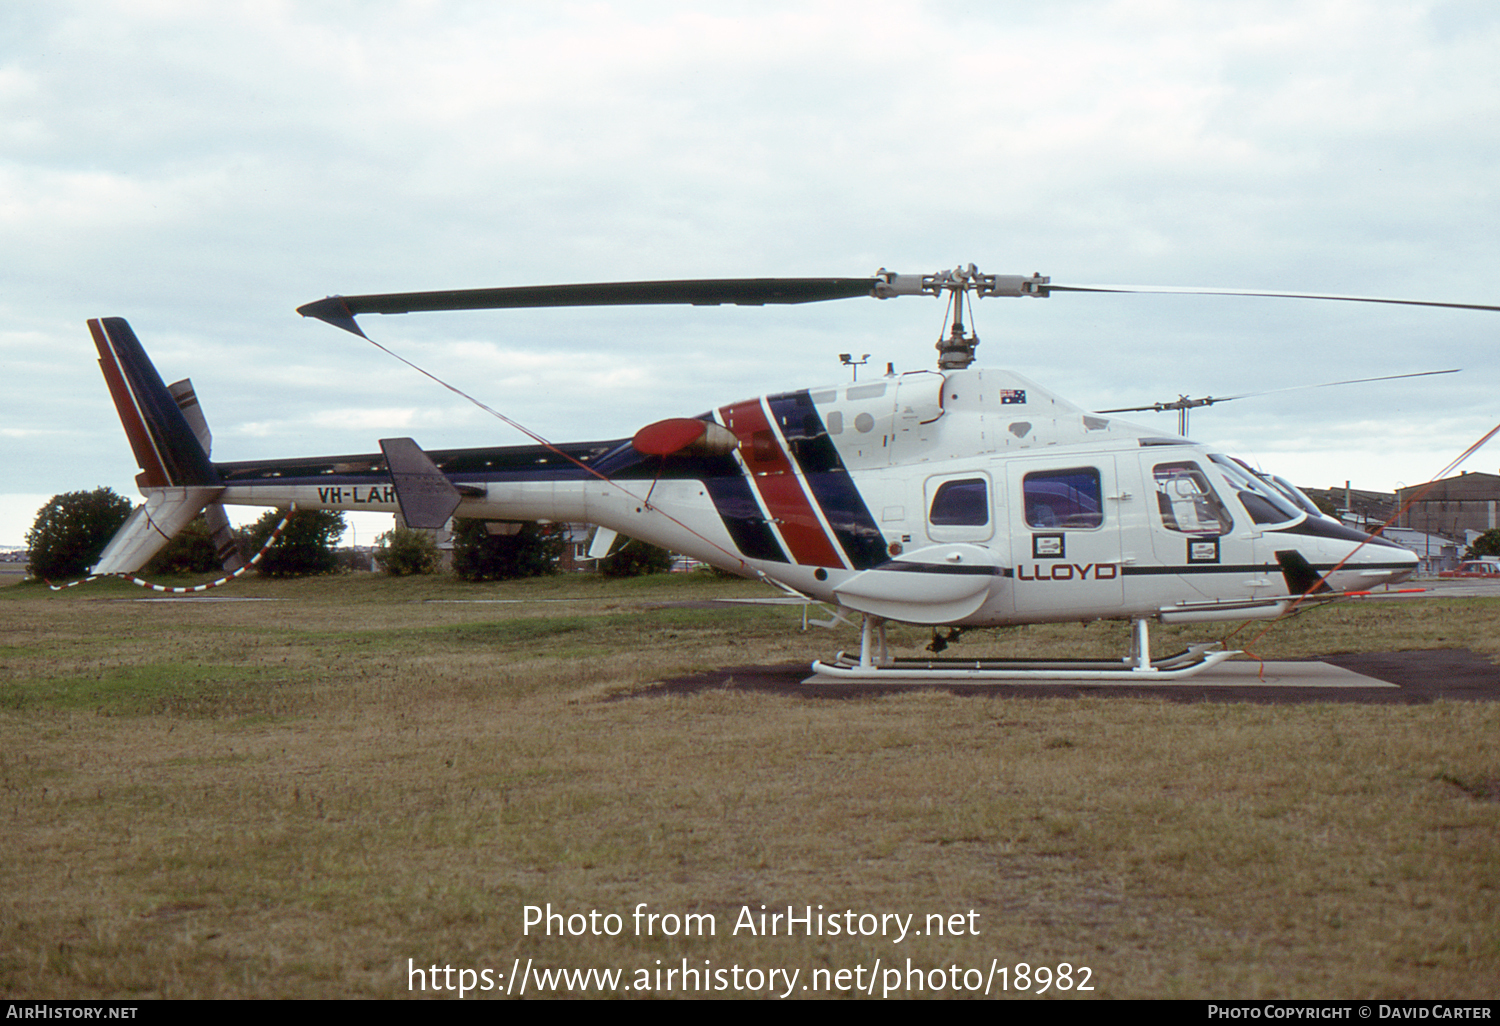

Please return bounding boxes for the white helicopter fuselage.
[214,365,1418,628]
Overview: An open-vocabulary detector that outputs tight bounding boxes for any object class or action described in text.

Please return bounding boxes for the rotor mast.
[871,265,1051,370]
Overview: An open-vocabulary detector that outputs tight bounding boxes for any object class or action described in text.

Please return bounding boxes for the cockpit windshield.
[1261,471,1326,519]
[1226,457,1327,518]
[1209,454,1303,526]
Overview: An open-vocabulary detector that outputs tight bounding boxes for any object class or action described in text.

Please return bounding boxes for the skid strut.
[810,615,1238,682]
[856,615,891,668]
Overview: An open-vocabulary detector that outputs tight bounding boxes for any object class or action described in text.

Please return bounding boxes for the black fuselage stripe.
[1123,562,1412,576]
[872,563,1003,576]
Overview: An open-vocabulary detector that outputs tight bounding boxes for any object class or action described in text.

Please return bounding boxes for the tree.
[26,488,134,580]
[1464,528,1500,560]
[598,537,673,577]
[145,516,223,575]
[451,520,562,581]
[244,508,346,577]
[373,527,442,576]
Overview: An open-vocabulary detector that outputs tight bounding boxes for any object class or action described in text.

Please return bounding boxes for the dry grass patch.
[1,575,1497,998]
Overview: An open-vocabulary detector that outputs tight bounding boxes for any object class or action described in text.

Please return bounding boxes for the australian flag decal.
[1000,388,1026,404]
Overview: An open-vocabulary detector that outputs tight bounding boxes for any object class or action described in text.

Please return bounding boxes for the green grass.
[1,571,1497,999]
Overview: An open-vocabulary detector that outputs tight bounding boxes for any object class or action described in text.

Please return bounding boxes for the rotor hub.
[936,317,979,370]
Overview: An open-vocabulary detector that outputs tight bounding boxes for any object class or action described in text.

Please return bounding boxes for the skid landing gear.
[807,615,1238,683]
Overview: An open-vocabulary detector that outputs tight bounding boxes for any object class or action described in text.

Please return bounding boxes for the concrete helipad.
[644,649,1500,704]
[800,660,1397,688]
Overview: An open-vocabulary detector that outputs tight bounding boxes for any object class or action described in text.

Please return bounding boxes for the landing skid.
[808,615,1239,682]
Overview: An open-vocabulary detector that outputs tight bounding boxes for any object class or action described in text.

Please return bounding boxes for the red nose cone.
[632,418,708,456]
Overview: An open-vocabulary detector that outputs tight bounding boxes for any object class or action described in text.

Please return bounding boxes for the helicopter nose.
[1265,521,1419,593]
[1361,542,1420,585]
[1335,541,1417,591]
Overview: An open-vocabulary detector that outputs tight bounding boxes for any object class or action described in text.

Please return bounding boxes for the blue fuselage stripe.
[765,390,887,569]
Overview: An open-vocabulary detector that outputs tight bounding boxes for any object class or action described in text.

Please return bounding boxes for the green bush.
[1464,528,1500,560]
[598,537,674,577]
[451,520,562,581]
[25,488,134,580]
[244,509,347,577]
[374,527,442,576]
[145,516,224,575]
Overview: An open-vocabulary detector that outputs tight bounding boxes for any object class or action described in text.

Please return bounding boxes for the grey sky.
[4,0,1498,545]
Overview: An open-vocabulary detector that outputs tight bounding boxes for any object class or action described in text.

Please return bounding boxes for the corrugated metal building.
[1396,471,1500,540]
[1300,484,1398,527]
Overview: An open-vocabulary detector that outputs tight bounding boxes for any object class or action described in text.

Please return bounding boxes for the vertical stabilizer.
[89,318,217,488]
[88,318,233,574]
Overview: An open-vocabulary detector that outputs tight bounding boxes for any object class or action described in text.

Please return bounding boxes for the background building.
[1397,472,1500,547]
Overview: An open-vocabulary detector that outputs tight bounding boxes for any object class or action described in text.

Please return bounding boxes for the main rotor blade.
[297,268,1500,338]
[298,277,882,334]
[1096,399,1209,414]
[1042,283,1500,314]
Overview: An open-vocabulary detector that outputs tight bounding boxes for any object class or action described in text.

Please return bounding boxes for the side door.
[1008,457,1124,620]
[1140,454,1265,601]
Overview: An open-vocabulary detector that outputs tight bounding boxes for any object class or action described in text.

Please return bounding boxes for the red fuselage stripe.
[718,399,845,568]
[89,318,169,488]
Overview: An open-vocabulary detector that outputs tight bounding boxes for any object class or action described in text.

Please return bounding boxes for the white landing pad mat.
[801,661,1397,687]
[1174,661,1397,688]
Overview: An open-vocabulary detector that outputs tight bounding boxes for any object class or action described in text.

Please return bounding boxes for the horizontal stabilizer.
[380,437,462,529]
[91,486,224,575]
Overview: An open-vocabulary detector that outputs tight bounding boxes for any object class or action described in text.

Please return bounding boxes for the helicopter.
[85,266,1498,681]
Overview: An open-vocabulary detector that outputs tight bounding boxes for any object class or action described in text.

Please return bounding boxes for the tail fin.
[88,318,228,575]
[89,317,217,488]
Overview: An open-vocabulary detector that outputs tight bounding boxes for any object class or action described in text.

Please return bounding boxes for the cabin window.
[1023,468,1103,529]
[1153,462,1233,535]
[928,478,989,526]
